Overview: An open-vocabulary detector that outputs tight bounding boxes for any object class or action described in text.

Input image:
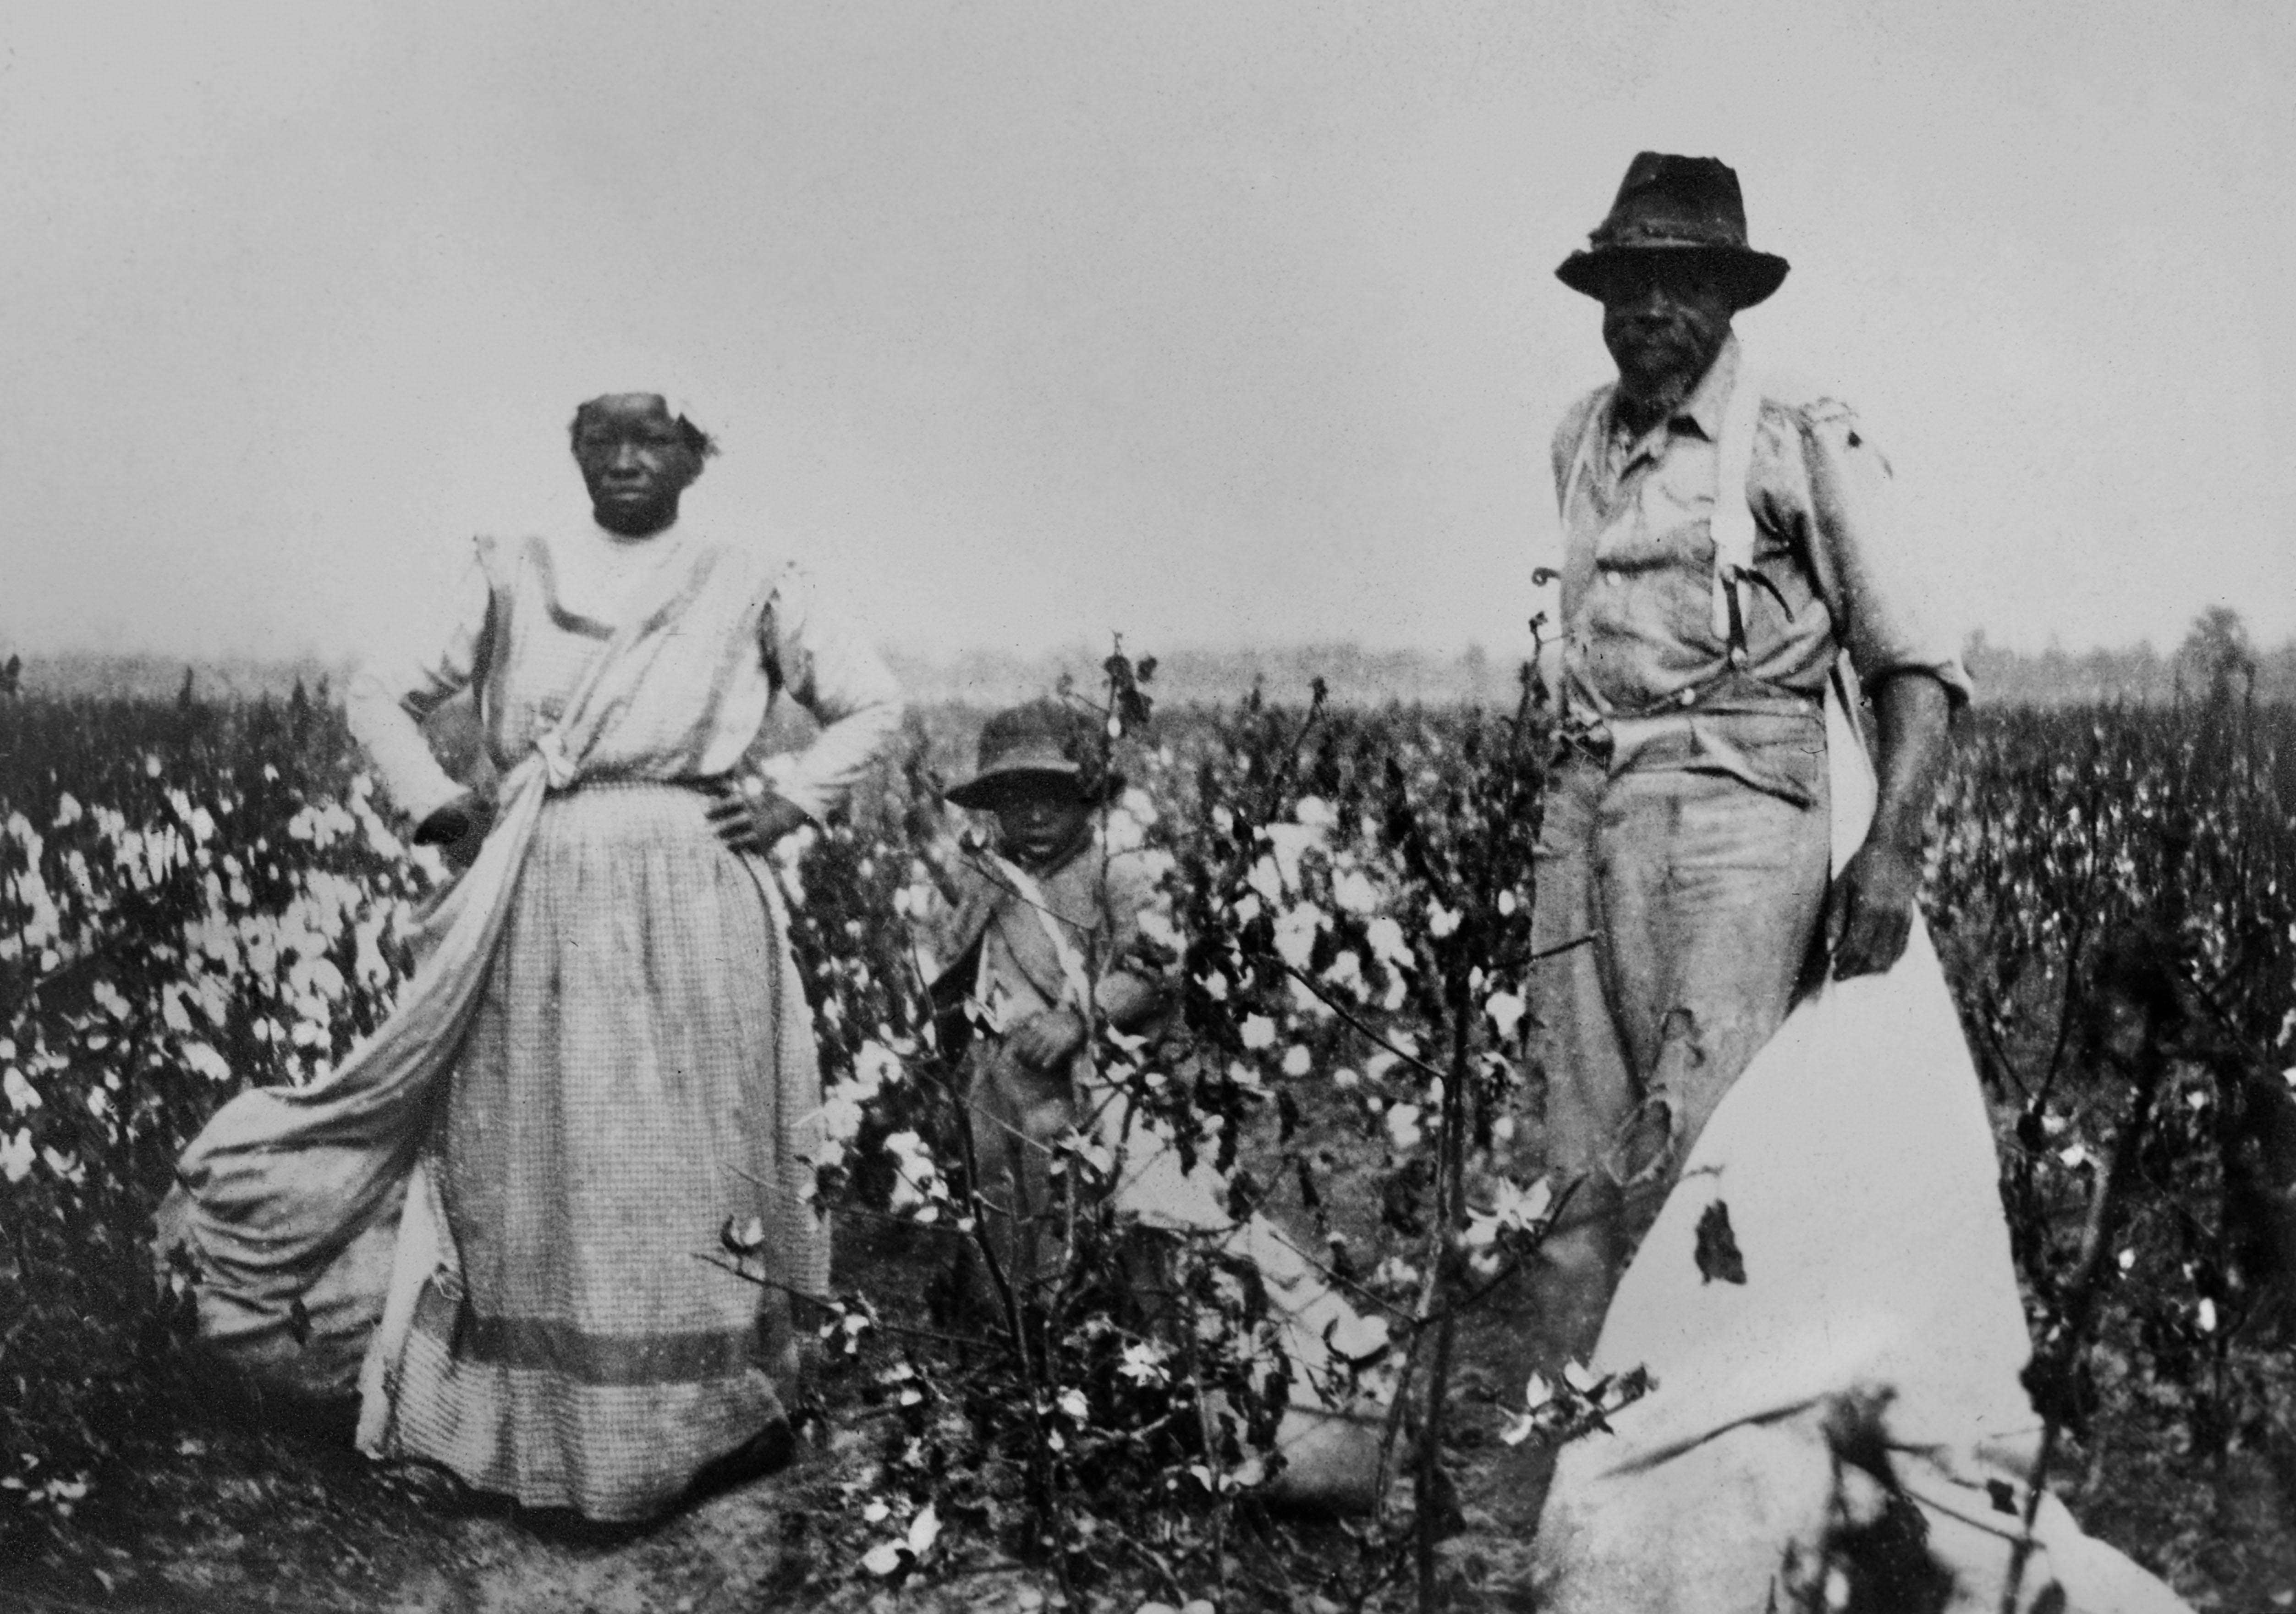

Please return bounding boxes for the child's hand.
[1007,1007,1087,1072]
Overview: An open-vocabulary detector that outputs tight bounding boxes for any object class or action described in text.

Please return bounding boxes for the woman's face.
[573,395,703,536]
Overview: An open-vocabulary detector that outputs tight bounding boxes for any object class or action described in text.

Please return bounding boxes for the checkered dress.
[361,536,871,1520]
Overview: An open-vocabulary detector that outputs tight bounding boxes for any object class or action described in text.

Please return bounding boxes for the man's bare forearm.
[1865,672,1954,855]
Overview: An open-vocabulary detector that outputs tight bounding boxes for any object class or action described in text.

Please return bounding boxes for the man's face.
[573,394,703,535]
[1599,257,1737,410]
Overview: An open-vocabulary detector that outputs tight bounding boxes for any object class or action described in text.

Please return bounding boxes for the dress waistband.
[544,774,724,798]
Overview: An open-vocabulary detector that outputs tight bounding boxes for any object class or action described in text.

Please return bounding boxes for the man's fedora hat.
[945,700,1097,810]
[1556,152,1790,308]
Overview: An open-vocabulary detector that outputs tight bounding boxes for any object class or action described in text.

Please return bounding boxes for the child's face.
[989,779,1093,869]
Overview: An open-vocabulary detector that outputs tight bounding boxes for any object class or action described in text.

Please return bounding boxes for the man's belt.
[1558,688,1825,809]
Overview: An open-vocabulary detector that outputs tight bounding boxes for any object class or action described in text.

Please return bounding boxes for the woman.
[168,392,901,1523]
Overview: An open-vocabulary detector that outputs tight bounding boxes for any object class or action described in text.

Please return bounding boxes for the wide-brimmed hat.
[944,700,1097,810]
[1555,152,1790,308]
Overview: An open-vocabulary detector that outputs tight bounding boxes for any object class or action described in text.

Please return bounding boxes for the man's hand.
[412,790,495,872]
[1827,838,1921,978]
[1830,671,1954,980]
[1006,1007,1088,1073]
[706,775,812,856]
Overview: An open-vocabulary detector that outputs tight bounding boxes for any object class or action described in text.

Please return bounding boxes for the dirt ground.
[10,1155,2296,1613]
[10,1339,2295,1612]
[11,1322,2291,1614]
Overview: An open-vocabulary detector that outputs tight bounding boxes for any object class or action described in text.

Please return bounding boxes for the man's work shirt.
[1547,335,1969,722]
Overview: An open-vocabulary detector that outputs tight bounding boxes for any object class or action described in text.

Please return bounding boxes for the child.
[927,700,1171,1298]
[926,702,1394,1513]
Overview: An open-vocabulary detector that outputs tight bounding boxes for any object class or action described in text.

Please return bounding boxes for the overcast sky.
[3,1,2289,667]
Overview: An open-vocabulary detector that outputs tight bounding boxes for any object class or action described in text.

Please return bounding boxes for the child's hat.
[945,700,1093,809]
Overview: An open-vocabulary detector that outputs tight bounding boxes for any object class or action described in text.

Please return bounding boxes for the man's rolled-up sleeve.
[1793,402,1972,705]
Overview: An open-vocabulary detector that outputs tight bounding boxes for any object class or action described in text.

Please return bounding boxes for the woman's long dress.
[343,524,901,1520]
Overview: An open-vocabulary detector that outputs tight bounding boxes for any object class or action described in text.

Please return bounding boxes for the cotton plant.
[0,685,446,1531]
[746,653,1364,1607]
[1157,664,1631,1610]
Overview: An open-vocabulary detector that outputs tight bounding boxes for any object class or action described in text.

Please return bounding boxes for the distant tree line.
[1966,608,2287,708]
[5,611,2286,709]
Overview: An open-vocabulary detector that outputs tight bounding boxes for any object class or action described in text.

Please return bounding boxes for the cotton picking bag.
[153,545,744,1411]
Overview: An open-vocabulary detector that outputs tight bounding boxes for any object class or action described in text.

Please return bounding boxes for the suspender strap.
[1709,364,1768,658]
[982,850,1095,1013]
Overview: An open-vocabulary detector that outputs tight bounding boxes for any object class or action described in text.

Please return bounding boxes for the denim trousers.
[1518,703,1832,1381]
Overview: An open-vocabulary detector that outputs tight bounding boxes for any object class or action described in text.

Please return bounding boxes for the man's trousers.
[1522,704,1833,1379]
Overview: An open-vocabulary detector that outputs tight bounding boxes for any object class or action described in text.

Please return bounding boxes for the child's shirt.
[929,832,1174,1080]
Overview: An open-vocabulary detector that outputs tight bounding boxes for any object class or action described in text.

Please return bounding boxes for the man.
[1506,159,2202,1611]
[1522,152,1969,1385]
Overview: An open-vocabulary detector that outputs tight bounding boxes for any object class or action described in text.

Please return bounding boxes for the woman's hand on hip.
[707,773,812,855]
[412,790,496,872]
